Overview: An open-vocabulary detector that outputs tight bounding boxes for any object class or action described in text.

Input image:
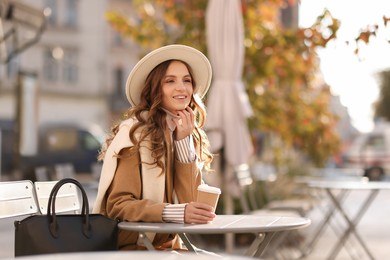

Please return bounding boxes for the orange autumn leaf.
[383,16,390,26]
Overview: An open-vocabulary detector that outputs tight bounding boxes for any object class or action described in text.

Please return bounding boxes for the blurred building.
[0,0,140,133]
[0,0,357,145]
[329,95,359,141]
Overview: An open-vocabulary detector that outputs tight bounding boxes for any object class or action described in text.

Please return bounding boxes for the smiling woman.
[299,0,390,133]
[92,44,218,252]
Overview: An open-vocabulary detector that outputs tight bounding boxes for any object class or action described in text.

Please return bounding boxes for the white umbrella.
[205,0,253,171]
[205,0,254,253]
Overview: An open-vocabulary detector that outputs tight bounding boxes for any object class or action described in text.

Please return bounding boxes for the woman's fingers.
[184,202,216,224]
[174,107,195,140]
[185,106,195,126]
[177,107,194,128]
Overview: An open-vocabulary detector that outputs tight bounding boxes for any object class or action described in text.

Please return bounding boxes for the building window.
[63,50,78,83]
[110,67,128,111]
[65,0,78,28]
[43,48,59,82]
[114,67,124,95]
[6,56,19,79]
[43,47,78,84]
[45,0,57,26]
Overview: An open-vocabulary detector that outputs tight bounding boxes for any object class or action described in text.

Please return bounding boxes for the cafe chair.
[250,162,315,217]
[0,180,40,258]
[234,164,307,260]
[0,180,39,219]
[34,180,81,214]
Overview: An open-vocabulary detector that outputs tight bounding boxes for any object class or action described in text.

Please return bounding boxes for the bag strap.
[47,178,91,238]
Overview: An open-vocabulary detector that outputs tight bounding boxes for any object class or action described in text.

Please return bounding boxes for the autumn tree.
[105,0,341,167]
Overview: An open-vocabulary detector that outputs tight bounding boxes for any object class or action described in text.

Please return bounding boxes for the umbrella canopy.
[205,0,253,167]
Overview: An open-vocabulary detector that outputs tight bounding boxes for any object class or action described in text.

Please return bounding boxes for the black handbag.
[14,178,118,257]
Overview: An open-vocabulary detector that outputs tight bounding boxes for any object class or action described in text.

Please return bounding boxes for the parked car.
[342,121,390,181]
[0,120,103,180]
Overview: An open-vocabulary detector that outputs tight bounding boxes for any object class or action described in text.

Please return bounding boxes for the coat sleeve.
[104,148,167,222]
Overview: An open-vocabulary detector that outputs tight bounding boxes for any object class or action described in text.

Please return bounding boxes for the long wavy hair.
[98,59,213,173]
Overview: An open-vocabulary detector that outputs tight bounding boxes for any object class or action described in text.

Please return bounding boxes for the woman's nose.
[175,81,186,90]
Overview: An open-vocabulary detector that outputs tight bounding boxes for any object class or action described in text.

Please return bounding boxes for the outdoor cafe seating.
[0,177,311,259]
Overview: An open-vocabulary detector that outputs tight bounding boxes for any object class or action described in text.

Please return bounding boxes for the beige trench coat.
[95,122,202,250]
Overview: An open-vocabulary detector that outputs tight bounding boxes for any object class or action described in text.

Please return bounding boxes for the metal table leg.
[245,232,276,258]
[303,189,349,255]
[325,188,378,260]
[139,232,156,251]
[178,233,197,253]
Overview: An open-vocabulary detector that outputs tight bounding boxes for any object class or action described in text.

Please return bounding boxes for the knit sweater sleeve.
[162,204,186,223]
[174,135,196,163]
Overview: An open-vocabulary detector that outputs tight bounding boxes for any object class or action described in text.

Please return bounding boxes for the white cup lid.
[197,184,221,194]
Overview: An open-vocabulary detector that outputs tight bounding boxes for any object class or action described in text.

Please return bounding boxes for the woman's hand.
[184,202,216,224]
[173,107,195,140]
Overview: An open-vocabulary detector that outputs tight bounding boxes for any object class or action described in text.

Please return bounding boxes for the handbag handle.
[47,178,91,238]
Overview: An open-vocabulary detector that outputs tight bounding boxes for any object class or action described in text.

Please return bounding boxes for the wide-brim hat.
[125,44,212,106]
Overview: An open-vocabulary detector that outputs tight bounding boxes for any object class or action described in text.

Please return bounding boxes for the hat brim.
[126,44,212,106]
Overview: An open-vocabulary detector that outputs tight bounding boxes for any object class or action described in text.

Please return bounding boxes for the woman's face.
[161,60,193,113]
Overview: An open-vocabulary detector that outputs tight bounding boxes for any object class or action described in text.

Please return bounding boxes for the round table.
[118,214,311,257]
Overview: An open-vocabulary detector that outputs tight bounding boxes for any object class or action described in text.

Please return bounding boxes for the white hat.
[125,44,212,106]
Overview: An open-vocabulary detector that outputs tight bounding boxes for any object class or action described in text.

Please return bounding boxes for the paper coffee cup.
[196,184,221,212]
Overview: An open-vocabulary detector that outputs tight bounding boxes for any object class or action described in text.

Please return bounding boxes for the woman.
[93,44,215,251]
